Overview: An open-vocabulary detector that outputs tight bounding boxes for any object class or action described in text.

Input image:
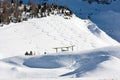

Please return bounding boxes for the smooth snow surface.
[0,46,120,79]
[0,15,119,58]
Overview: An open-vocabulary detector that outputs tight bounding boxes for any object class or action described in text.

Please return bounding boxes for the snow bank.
[1,46,120,79]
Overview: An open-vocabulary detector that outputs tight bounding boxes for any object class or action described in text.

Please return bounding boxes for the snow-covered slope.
[21,0,120,42]
[45,0,120,42]
[0,46,120,79]
[0,15,119,58]
[0,1,119,79]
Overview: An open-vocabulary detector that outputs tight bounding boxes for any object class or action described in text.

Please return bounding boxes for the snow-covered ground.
[0,46,120,80]
[0,15,119,58]
[0,14,120,80]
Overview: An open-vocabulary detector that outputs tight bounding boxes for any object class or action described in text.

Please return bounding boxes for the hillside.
[45,0,120,42]
[0,1,120,79]
[4,0,119,42]
[0,15,119,58]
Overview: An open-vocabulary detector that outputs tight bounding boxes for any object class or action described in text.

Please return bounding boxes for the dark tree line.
[83,0,115,4]
[0,0,72,26]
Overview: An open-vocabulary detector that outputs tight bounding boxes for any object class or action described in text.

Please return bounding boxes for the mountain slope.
[21,0,120,42]
[46,0,120,42]
[0,15,119,58]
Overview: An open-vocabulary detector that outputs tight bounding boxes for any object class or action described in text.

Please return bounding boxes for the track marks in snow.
[0,15,119,58]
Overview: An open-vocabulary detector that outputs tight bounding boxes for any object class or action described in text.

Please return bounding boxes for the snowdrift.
[1,46,120,79]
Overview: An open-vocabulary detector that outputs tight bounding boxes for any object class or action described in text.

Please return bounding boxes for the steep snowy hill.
[0,15,119,58]
[21,0,120,42]
[44,0,120,42]
[0,46,120,79]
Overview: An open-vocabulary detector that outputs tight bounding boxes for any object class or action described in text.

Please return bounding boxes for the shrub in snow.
[25,51,29,56]
[25,51,33,56]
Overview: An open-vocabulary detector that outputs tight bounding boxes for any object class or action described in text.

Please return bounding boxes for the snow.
[92,10,120,42]
[16,0,120,42]
[0,12,120,79]
[45,0,120,42]
[19,0,120,43]
[0,46,120,79]
[0,15,119,59]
